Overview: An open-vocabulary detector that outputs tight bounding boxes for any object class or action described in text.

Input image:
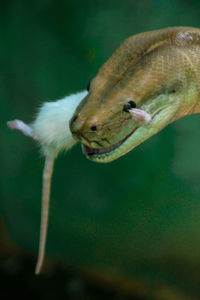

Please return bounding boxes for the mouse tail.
[35,155,54,274]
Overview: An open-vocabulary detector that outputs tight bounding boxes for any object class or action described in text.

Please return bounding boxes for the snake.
[7,27,200,274]
[70,27,200,163]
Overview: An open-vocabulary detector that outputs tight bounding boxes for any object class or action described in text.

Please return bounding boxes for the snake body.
[70,27,200,163]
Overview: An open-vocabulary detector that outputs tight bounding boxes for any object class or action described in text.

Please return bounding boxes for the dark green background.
[1,0,200,299]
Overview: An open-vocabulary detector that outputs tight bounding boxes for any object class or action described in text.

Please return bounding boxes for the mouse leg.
[129,108,151,123]
[7,120,33,137]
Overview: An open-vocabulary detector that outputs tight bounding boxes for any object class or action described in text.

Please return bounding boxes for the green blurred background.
[1,0,200,299]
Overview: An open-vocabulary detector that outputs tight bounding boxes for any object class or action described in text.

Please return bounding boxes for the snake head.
[70,28,200,163]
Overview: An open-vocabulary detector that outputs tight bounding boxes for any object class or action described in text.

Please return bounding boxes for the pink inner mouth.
[82,127,138,156]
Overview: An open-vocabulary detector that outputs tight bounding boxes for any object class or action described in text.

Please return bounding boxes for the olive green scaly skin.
[70,27,200,163]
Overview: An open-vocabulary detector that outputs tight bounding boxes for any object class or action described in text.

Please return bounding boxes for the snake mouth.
[80,106,168,163]
[82,127,138,159]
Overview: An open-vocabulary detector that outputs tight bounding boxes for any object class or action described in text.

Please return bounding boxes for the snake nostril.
[90,125,98,132]
[71,115,78,123]
[76,130,82,138]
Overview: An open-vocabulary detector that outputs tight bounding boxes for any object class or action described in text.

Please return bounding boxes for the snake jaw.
[81,102,179,163]
[82,126,138,157]
[81,109,149,156]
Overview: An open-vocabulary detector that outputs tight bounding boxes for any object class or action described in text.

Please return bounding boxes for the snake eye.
[123,100,136,112]
[87,81,91,92]
[90,125,98,131]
